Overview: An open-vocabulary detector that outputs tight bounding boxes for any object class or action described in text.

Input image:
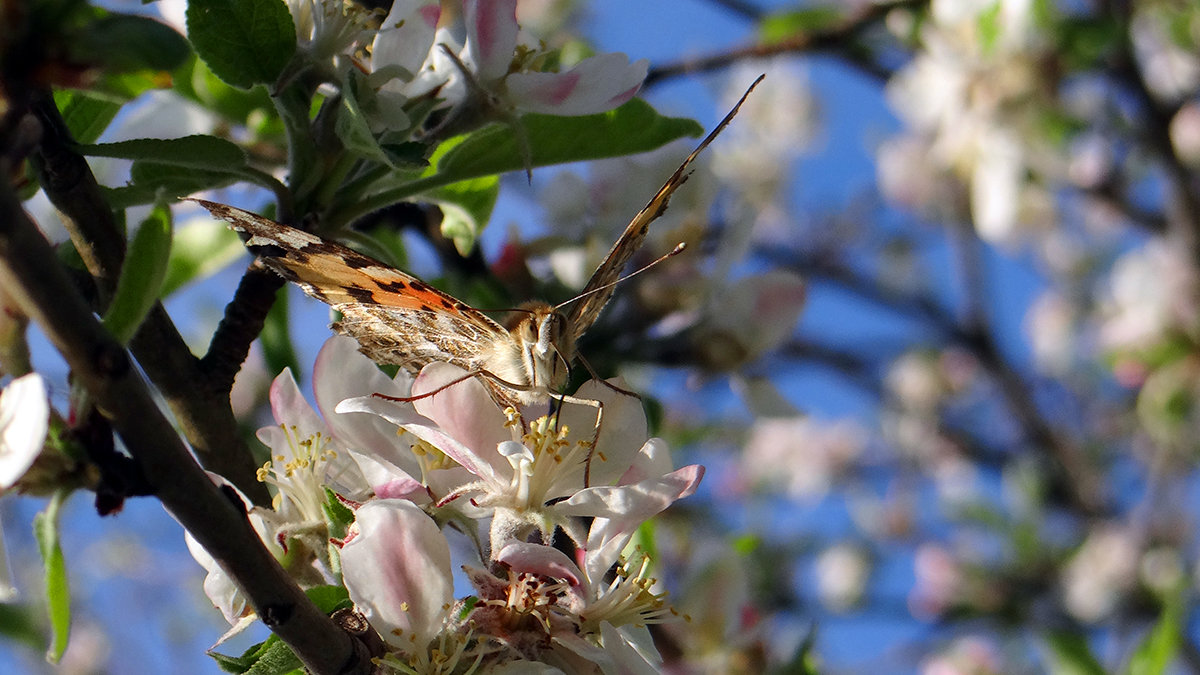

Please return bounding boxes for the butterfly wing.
[567,75,764,340]
[193,200,510,372]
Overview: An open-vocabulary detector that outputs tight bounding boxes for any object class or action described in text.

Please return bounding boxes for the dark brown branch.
[26,92,268,503]
[645,0,928,86]
[0,180,367,675]
[201,263,285,393]
[702,0,764,21]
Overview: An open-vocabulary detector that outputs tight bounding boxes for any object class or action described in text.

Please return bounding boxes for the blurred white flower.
[1131,8,1200,101]
[909,543,964,619]
[741,416,865,501]
[1024,291,1078,374]
[883,0,1055,244]
[1170,101,1200,166]
[815,543,870,612]
[1062,523,1138,622]
[694,271,807,371]
[1099,240,1197,354]
[920,635,1003,675]
[712,60,816,205]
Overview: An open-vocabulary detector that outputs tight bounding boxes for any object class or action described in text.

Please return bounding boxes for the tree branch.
[201,263,285,393]
[645,0,928,86]
[0,180,367,675]
[26,92,268,503]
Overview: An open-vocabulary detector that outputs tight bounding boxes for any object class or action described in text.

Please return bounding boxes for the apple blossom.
[369,0,646,122]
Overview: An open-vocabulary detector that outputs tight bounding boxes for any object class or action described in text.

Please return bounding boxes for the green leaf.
[427,175,500,255]
[321,489,355,540]
[53,90,121,144]
[174,55,283,136]
[760,8,844,44]
[244,638,302,675]
[335,69,402,166]
[261,285,300,379]
[187,0,297,89]
[161,218,247,296]
[102,202,173,344]
[1042,632,1106,675]
[305,584,351,613]
[1127,590,1186,675]
[1058,16,1122,69]
[211,635,301,675]
[72,14,190,73]
[78,135,248,171]
[430,98,704,184]
[34,491,71,664]
[108,162,241,208]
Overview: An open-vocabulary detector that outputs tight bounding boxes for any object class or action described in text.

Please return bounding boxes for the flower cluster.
[192,337,703,672]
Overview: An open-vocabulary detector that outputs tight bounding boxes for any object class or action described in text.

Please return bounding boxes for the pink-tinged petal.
[618,438,673,486]
[267,368,324,439]
[411,363,510,469]
[341,499,453,649]
[506,54,648,115]
[464,0,519,81]
[317,337,428,480]
[0,373,48,489]
[372,476,428,501]
[496,542,582,587]
[372,0,441,76]
[345,448,425,501]
[557,379,646,487]
[558,464,705,579]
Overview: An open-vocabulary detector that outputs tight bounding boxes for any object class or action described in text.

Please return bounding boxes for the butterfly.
[195,75,762,410]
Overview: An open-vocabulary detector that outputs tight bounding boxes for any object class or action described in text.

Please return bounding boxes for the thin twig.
[759,244,1108,515]
[0,180,368,675]
[201,264,286,393]
[646,0,927,85]
[26,92,268,504]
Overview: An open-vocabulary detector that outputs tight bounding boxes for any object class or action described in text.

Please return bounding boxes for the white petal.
[506,53,647,116]
[341,499,453,649]
[0,373,48,489]
[372,0,441,77]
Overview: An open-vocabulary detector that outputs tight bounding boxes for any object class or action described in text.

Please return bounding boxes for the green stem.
[273,85,318,210]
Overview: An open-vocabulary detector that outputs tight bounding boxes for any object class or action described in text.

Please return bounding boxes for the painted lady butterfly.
[195,76,761,409]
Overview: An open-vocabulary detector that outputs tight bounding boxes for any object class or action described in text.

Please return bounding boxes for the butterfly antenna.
[554,242,687,311]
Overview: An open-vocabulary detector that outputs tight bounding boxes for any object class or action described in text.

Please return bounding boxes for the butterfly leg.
[371,369,485,403]
[575,353,643,401]
[545,391,604,488]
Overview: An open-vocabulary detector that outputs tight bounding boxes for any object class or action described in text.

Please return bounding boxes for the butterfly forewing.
[566,74,765,340]
[192,199,510,373]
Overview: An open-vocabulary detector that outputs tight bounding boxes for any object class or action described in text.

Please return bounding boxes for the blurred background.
[5,0,1200,672]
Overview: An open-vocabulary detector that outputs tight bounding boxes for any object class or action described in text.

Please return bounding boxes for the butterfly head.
[505,303,576,393]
